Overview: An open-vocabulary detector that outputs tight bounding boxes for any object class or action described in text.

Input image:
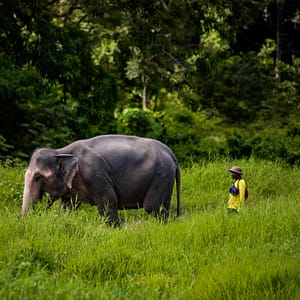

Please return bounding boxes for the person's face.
[230,171,240,180]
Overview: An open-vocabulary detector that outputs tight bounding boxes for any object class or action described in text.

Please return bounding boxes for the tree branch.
[160,0,170,12]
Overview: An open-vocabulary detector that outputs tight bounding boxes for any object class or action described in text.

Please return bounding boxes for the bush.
[226,122,300,165]
[115,108,162,138]
[159,103,226,162]
[114,104,227,163]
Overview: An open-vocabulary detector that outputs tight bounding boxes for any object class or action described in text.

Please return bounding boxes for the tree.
[0,0,118,156]
[1,0,300,163]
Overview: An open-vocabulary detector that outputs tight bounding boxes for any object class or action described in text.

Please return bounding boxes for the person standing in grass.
[227,166,247,215]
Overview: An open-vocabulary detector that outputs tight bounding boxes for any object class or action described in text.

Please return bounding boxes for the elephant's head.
[22,148,78,216]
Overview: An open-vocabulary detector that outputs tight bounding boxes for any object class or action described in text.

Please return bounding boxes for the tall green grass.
[0,159,299,299]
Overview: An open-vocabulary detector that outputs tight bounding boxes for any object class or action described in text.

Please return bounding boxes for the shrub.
[115,108,162,139]
[159,103,226,162]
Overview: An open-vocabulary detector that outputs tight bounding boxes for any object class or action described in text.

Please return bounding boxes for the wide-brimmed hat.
[228,166,243,175]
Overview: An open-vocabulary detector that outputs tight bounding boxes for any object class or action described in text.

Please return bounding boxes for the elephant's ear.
[56,154,79,189]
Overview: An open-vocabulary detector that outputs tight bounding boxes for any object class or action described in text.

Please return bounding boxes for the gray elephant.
[22,135,180,226]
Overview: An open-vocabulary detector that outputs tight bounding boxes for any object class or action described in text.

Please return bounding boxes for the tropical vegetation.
[0,0,299,164]
[0,159,299,299]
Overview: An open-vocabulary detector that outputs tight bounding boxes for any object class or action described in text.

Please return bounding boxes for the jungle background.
[1,0,300,164]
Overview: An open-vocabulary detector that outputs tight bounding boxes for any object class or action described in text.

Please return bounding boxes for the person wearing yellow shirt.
[227,166,247,215]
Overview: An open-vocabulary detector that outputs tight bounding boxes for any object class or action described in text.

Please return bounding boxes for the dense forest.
[1,0,300,164]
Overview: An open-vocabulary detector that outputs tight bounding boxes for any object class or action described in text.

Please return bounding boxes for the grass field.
[0,158,299,299]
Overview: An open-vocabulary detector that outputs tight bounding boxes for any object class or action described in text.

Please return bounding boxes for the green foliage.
[0,53,75,157]
[225,119,300,164]
[114,102,227,163]
[115,108,162,138]
[0,160,299,299]
[196,50,275,124]
[0,162,24,210]
[0,0,300,166]
[0,1,119,157]
[75,65,119,138]
[159,101,226,162]
[0,135,13,154]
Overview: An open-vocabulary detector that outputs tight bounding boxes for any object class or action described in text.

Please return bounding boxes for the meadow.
[0,158,299,299]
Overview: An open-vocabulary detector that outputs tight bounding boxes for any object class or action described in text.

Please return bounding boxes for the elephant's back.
[88,135,175,161]
[87,134,152,148]
[61,134,177,171]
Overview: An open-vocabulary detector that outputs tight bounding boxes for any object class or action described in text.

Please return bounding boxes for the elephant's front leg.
[60,196,81,211]
[96,196,120,227]
[46,194,57,209]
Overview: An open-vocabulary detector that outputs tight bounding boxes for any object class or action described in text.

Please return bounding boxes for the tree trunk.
[142,84,147,110]
[275,0,284,81]
[141,72,148,110]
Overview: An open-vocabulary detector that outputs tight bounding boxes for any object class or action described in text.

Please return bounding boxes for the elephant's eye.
[34,173,44,181]
[56,171,64,179]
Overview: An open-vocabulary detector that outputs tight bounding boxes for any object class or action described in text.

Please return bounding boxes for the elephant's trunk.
[21,169,36,216]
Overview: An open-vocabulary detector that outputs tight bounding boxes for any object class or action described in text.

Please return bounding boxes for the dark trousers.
[227,208,238,215]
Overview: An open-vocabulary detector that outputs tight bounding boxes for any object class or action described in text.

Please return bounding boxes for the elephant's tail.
[175,166,181,217]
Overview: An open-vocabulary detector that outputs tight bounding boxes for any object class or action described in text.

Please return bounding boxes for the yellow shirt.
[227,179,246,211]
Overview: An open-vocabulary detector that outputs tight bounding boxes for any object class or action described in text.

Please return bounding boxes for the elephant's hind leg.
[143,180,173,219]
[96,194,120,227]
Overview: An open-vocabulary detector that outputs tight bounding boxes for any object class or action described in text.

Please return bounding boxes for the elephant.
[22,134,180,226]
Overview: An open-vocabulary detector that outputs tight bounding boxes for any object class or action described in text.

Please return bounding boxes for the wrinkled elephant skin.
[22,135,180,226]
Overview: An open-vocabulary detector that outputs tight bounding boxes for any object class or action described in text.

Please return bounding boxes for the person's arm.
[239,179,246,202]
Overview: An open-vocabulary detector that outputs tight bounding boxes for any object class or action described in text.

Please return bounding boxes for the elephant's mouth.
[31,190,45,204]
[41,189,62,202]
[49,192,64,201]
